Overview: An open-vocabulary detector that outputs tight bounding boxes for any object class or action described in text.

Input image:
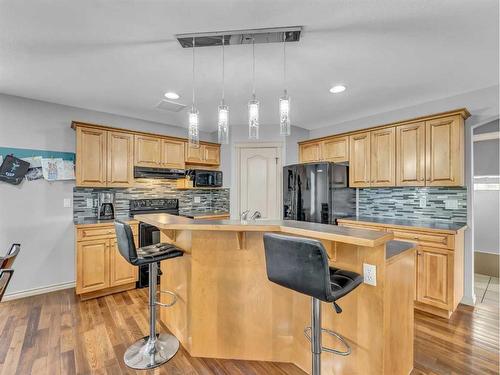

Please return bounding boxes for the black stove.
[130,198,179,288]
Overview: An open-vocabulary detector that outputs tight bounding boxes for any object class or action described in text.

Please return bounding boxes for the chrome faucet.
[240,210,250,221]
[250,211,262,220]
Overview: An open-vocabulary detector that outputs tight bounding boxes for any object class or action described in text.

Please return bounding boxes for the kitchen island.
[134,213,415,375]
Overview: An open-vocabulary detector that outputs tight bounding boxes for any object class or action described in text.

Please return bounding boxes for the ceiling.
[0,0,498,132]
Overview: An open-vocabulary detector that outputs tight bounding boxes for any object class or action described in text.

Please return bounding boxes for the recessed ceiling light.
[164,92,180,100]
[329,85,346,94]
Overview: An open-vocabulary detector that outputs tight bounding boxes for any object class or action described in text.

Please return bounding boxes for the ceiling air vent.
[155,100,187,112]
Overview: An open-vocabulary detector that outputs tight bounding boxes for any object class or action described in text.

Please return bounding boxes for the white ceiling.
[0,0,498,132]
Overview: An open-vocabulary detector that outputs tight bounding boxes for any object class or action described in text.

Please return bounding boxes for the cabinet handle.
[417,252,422,256]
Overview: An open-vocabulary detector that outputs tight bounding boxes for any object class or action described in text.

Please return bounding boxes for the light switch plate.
[419,196,427,208]
[63,198,72,208]
[363,263,377,286]
[194,196,201,204]
[445,199,458,209]
[86,198,93,208]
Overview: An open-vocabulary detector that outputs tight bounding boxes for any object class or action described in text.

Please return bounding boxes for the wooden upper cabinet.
[425,115,464,186]
[76,127,107,187]
[416,247,452,310]
[370,127,395,187]
[134,135,162,167]
[396,122,426,186]
[107,131,134,187]
[321,136,349,162]
[185,144,204,163]
[299,142,321,163]
[161,140,185,169]
[204,145,220,165]
[349,132,371,187]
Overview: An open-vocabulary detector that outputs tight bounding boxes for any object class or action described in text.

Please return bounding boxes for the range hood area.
[133,166,185,179]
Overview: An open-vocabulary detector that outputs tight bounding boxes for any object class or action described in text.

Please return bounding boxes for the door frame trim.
[234,142,284,220]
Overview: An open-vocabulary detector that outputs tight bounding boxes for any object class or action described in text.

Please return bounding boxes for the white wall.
[0,93,211,297]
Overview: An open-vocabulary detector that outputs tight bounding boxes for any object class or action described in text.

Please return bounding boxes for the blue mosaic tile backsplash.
[358,187,467,224]
[73,179,229,221]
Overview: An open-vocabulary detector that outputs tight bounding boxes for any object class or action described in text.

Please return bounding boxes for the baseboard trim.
[3,281,75,301]
[461,294,476,306]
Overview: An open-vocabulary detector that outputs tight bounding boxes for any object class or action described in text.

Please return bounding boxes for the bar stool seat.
[263,233,363,375]
[115,220,183,370]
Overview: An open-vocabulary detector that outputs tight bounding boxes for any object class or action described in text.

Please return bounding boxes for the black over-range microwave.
[186,169,223,187]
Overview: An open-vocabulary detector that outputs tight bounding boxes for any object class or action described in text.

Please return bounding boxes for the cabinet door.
[396,122,426,186]
[185,143,204,163]
[109,239,137,287]
[321,136,349,162]
[204,145,220,165]
[107,131,134,187]
[134,135,162,167]
[416,247,452,309]
[370,127,395,187]
[76,127,107,187]
[299,143,321,163]
[425,115,464,186]
[349,132,371,187]
[76,240,110,294]
[161,140,185,169]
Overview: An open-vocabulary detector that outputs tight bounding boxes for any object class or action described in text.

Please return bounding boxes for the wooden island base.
[157,229,415,375]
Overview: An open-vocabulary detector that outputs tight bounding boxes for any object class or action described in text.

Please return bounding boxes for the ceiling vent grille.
[155,100,187,112]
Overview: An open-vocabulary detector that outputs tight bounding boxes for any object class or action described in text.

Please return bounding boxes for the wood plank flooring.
[0,288,498,375]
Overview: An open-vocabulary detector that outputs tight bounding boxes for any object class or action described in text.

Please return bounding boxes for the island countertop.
[134,213,393,247]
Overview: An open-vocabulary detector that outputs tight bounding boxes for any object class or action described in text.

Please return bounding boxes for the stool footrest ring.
[304,327,351,356]
[156,290,177,308]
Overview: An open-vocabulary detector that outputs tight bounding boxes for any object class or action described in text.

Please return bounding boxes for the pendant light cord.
[252,35,256,98]
[283,32,287,95]
[222,36,225,103]
[192,37,195,107]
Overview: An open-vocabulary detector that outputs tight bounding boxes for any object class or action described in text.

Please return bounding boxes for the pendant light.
[279,33,291,136]
[188,37,200,148]
[218,36,229,144]
[248,36,259,139]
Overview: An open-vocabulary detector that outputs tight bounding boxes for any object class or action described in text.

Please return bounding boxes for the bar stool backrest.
[114,220,139,265]
[1,244,20,269]
[0,269,14,302]
[263,233,333,302]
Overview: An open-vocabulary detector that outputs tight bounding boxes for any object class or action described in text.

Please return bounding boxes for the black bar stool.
[263,233,363,375]
[0,269,14,302]
[114,220,183,370]
[0,243,20,269]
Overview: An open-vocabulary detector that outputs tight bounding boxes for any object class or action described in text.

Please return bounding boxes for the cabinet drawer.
[391,230,453,249]
[339,223,386,232]
[77,224,138,241]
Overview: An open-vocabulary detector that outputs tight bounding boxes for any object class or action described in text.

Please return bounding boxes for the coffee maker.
[97,192,115,220]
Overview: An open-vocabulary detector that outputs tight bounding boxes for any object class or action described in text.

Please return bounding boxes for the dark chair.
[114,220,183,370]
[263,233,363,375]
[0,269,14,302]
[0,243,20,269]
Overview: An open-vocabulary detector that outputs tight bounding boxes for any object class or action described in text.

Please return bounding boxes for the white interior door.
[239,146,281,220]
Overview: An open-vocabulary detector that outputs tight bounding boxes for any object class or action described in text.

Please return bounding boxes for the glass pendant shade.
[218,103,229,144]
[279,93,291,136]
[188,107,200,148]
[248,97,260,139]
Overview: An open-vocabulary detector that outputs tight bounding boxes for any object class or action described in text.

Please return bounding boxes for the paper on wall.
[59,160,75,180]
[41,158,62,181]
[22,156,44,181]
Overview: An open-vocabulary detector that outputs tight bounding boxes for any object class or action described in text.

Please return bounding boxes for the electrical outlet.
[194,196,201,204]
[63,198,72,208]
[445,199,458,209]
[86,198,93,208]
[363,263,377,286]
[419,196,427,208]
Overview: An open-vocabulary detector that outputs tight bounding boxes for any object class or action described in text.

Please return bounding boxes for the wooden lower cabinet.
[76,223,138,300]
[337,219,464,318]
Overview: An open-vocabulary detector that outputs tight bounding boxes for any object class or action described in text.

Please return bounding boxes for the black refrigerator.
[283,162,355,224]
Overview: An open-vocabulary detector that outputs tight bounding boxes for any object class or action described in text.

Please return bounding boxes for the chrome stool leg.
[124,262,179,370]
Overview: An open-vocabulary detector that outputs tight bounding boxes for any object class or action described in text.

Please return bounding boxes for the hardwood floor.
[0,288,498,375]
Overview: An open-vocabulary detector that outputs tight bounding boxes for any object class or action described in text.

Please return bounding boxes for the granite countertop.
[74,216,137,226]
[180,210,230,218]
[386,240,416,260]
[339,216,467,233]
[134,213,393,248]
